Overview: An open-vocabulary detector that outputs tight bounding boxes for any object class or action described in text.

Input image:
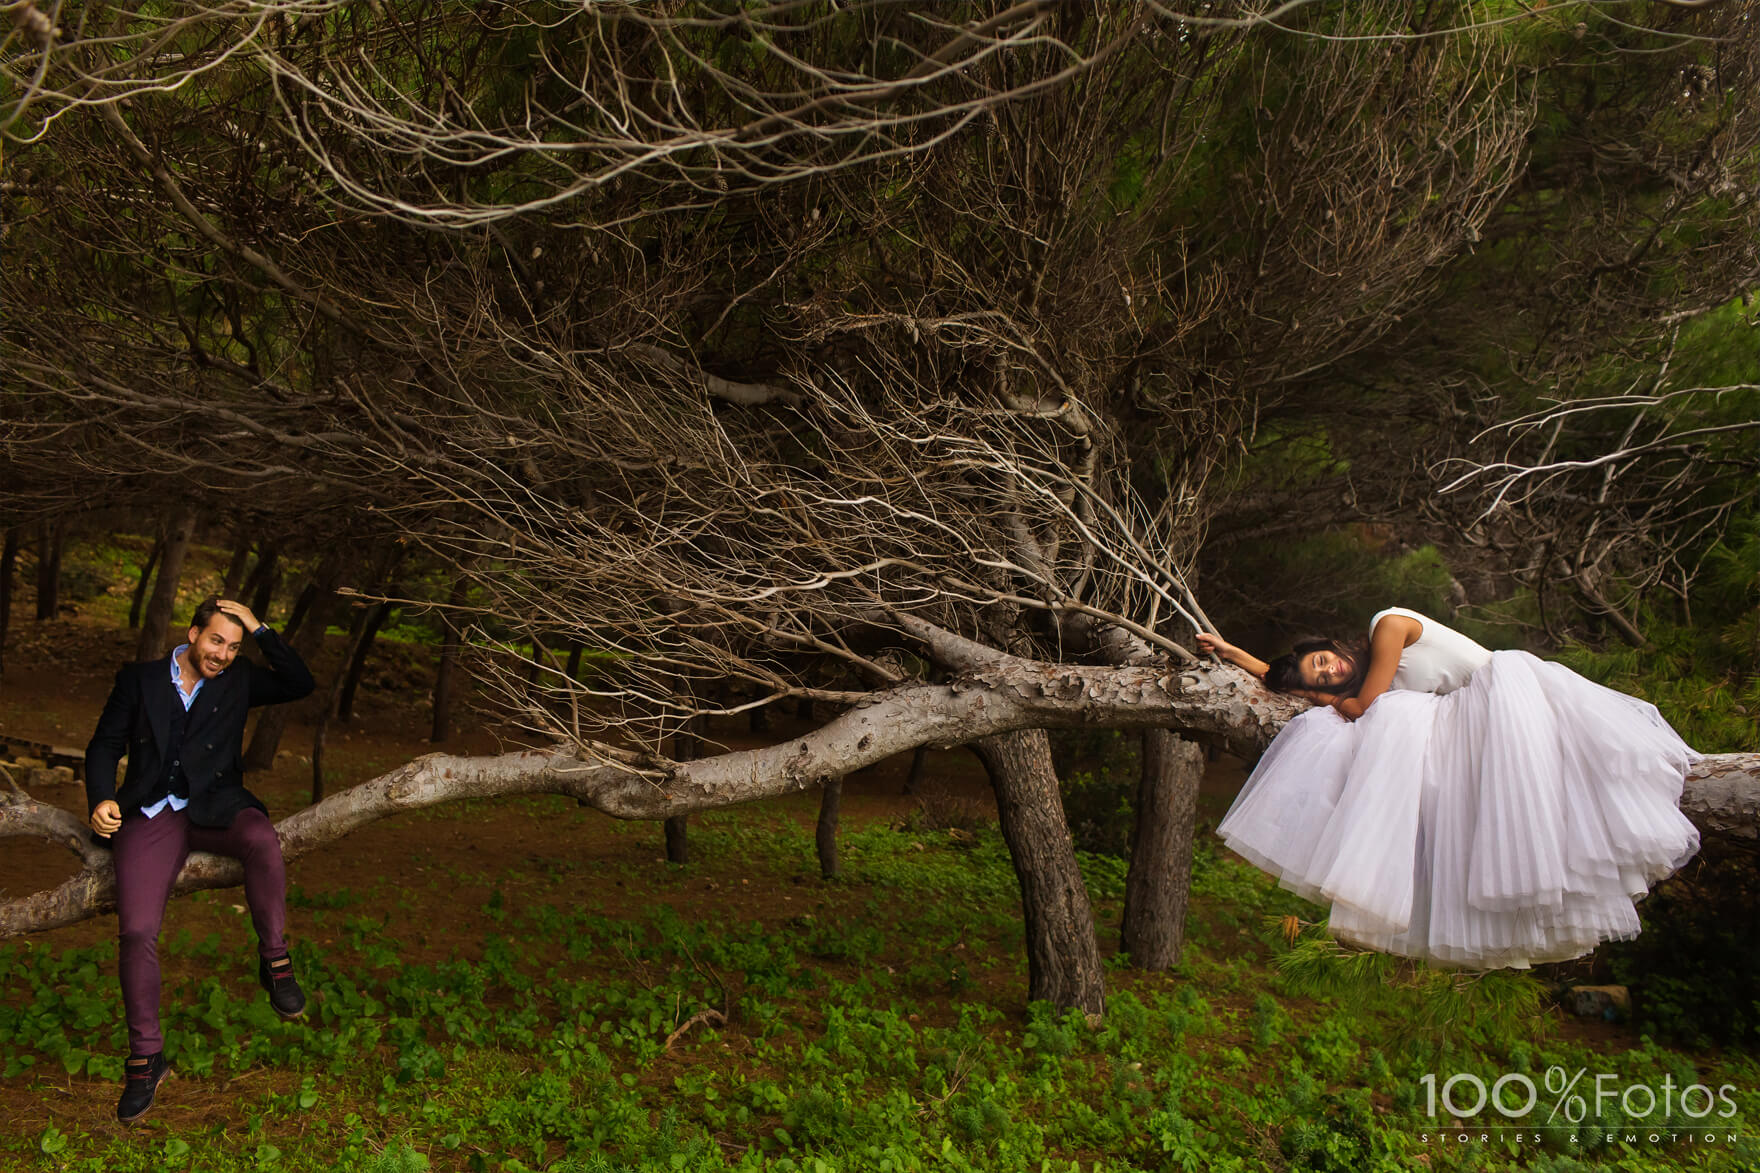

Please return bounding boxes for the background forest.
[2,1,1757,1170]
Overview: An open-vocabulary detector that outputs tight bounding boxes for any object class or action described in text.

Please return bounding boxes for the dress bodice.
[1371,606,1492,696]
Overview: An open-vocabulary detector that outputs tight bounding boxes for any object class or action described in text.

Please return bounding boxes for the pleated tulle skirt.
[1216,651,1700,968]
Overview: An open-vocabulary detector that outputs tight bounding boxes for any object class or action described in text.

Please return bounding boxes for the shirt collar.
[170,643,216,696]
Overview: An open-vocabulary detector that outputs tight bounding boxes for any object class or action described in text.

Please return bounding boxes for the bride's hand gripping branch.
[1196,632,1270,680]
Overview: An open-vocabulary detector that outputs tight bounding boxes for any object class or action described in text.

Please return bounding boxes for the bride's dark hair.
[1264,637,1368,697]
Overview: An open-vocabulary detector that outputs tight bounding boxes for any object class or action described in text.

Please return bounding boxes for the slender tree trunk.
[431,575,471,744]
[816,778,841,879]
[246,555,343,772]
[311,664,353,805]
[902,745,930,795]
[1119,730,1203,970]
[663,816,690,863]
[128,526,165,629]
[565,641,584,681]
[973,728,1106,1017]
[134,507,197,662]
[283,582,318,642]
[664,715,703,863]
[34,518,66,621]
[0,528,17,679]
[338,602,392,721]
[242,543,281,621]
[220,536,253,599]
[313,594,387,801]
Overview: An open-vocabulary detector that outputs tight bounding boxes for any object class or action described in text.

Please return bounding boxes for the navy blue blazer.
[85,628,315,828]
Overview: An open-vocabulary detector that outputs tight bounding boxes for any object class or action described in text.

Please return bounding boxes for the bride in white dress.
[1198,608,1701,969]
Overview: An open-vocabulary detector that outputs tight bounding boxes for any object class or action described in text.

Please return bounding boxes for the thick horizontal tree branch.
[4,656,1291,938]
[5,655,1755,939]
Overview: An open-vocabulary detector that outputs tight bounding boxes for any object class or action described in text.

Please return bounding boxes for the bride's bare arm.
[1196,633,1270,679]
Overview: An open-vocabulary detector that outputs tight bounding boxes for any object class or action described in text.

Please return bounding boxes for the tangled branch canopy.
[3,1,1756,756]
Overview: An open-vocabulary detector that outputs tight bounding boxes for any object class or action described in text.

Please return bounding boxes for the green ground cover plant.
[3,802,1754,1172]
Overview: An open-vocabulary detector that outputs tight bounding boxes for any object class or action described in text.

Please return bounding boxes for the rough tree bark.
[1119,730,1203,970]
[133,506,196,662]
[974,729,1106,1017]
[901,670,944,795]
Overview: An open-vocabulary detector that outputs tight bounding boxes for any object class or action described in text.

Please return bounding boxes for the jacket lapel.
[147,654,179,752]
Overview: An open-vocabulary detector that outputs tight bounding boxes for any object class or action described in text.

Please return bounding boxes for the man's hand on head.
[216,598,262,634]
[90,800,121,836]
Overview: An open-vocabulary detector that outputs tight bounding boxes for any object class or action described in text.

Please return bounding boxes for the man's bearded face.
[186,615,246,680]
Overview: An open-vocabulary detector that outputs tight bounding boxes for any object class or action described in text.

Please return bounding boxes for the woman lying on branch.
[1196,607,1699,970]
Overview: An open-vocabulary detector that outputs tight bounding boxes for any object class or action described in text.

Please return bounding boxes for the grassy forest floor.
[0,543,1756,1172]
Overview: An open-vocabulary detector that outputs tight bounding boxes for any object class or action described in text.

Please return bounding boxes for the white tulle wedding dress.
[1217,607,1701,968]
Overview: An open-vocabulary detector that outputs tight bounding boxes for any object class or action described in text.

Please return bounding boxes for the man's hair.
[189,597,246,634]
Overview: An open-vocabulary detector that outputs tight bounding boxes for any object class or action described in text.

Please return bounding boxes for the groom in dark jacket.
[86,596,316,1123]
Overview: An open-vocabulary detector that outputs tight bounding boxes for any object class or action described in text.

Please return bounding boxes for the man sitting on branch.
[86,596,315,1124]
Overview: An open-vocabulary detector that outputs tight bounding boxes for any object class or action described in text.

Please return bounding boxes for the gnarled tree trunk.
[134,506,196,662]
[1120,730,1203,970]
[974,728,1106,1017]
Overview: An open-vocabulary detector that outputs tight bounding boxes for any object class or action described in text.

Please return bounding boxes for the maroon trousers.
[113,807,288,1056]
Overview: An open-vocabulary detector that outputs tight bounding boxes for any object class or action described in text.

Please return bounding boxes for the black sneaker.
[259,953,307,1019]
[116,1052,168,1124]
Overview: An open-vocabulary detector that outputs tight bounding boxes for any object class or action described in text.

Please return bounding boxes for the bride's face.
[1301,649,1353,690]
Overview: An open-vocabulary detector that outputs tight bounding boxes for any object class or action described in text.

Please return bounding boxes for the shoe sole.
[271,1004,307,1020]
